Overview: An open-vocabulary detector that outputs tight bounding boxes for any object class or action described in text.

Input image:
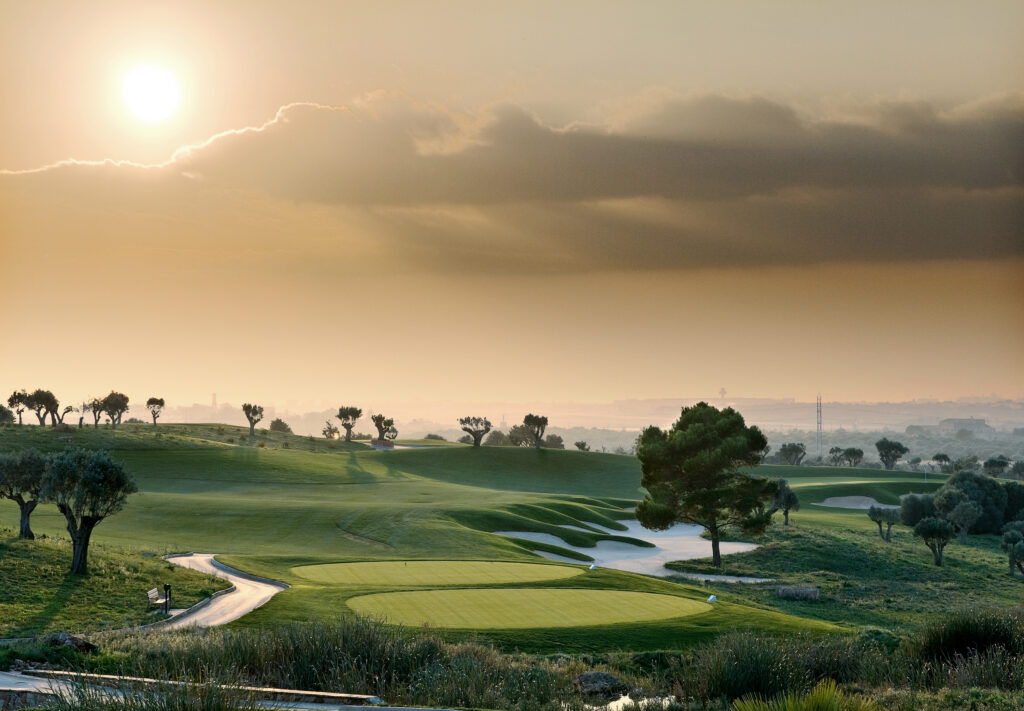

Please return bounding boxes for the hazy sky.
[2,1,1022,415]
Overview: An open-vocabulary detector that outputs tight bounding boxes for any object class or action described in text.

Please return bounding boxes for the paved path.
[163,554,288,627]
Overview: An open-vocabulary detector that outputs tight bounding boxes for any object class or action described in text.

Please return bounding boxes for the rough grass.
[0,529,228,638]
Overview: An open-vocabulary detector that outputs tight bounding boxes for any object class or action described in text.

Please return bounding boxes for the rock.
[44,632,98,654]
[574,671,628,698]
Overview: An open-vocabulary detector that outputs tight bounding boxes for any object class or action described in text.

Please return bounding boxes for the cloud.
[2,92,1022,271]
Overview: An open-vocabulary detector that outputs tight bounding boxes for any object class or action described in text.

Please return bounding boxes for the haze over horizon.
[2,1,1022,408]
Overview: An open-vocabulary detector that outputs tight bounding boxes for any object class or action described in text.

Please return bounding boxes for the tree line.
[0,448,136,574]
[4,390,166,429]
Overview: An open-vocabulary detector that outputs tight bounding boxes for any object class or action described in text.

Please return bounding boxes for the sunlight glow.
[123,66,179,122]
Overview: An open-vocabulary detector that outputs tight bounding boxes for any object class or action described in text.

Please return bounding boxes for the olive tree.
[242,403,264,437]
[636,402,778,568]
[370,414,394,441]
[7,390,27,425]
[41,449,137,575]
[914,517,954,566]
[458,416,492,447]
[1001,522,1024,577]
[843,448,864,467]
[102,391,130,429]
[779,443,806,465]
[146,397,165,427]
[575,441,590,451]
[523,414,548,449]
[335,407,363,442]
[875,438,909,470]
[0,449,47,539]
[772,479,800,526]
[867,505,900,542]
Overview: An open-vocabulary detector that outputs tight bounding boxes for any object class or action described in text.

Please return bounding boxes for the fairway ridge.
[347,588,712,628]
[291,560,583,585]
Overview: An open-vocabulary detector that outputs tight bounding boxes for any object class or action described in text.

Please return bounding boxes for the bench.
[147,588,167,607]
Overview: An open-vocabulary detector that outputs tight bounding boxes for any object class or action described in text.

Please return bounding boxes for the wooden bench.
[147,588,167,607]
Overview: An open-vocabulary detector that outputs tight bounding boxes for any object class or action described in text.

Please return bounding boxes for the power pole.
[816,394,823,462]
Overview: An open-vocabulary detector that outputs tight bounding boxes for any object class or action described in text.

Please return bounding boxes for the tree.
[984,456,1010,477]
[335,407,363,442]
[507,424,534,447]
[322,421,339,439]
[7,390,27,425]
[933,453,951,473]
[543,434,565,449]
[1001,522,1024,576]
[908,457,922,471]
[0,449,47,539]
[779,443,806,465]
[86,398,105,428]
[842,448,864,467]
[1004,481,1024,522]
[935,470,1008,534]
[575,441,590,452]
[828,446,845,466]
[900,493,936,527]
[102,391,130,429]
[25,389,58,426]
[635,402,777,568]
[867,506,900,542]
[457,434,473,444]
[522,414,548,449]
[458,416,492,448]
[385,425,398,441]
[913,517,954,566]
[242,403,264,437]
[484,430,511,447]
[947,501,983,544]
[370,414,394,442]
[146,397,165,427]
[875,438,908,470]
[772,479,800,526]
[41,449,137,574]
[269,418,292,433]
[0,405,14,426]
[759,444,771,463]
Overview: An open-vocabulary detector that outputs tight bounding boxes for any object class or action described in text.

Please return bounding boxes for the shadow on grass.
[25,572,87,634]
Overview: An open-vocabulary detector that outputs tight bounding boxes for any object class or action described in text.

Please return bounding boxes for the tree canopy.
[269,418,292,433]
[779,442,806,465]
[0,449,47,539]
[635,402,777,568]
[370,414,394,441]
[242,403,264,437]
[773,479,800,526]
[913,517,954,566]
[523,414,548,449]
[146,397,165,426]
[934,470,1007,534]
[102,391,130,429]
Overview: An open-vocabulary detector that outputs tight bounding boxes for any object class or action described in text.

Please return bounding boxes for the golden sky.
[2,1,1022,414]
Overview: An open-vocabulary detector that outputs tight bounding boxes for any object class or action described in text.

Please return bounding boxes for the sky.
[1,0,1022,420]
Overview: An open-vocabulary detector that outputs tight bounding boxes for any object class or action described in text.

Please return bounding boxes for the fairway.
[347,588,711,628]
[291,560,583,585]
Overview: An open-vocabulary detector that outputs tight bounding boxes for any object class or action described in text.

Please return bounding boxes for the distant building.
[936,417,996,440]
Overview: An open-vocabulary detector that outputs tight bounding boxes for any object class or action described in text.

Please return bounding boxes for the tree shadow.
[23,572,87,635]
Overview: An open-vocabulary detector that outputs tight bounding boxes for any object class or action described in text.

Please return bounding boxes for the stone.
[574,671,628,698]
[44,632,98,654]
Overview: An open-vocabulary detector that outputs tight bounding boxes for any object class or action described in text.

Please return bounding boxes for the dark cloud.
[3,93,1022,271]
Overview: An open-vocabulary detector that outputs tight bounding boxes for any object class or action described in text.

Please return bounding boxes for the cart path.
[163,554,288,628]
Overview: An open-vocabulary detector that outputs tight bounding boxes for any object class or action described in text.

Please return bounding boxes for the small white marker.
[707,595,717,603]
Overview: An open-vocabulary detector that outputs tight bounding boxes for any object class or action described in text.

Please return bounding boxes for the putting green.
[347,588,711,628]
[291,560,583,586]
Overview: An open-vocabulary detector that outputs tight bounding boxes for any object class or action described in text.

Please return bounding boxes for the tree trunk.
[152,413,158,426]
[473,432,484,447]
[35,411,46,425]
[68,519,97,575]
[19,499,37,540]
[1012,557,1017,577]
[783,509,790,526]
[17,411,22,425]
[708,521,722,567]
[929,543,943,566]
[886,523,893,542]
[78,416,84,429]
[343,425,353,442]
[875,521,885,540]
[959,528,969,545]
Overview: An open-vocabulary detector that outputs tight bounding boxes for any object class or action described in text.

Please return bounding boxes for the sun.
[123,66,179,122]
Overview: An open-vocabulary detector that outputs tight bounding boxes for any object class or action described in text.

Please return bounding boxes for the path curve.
[163,554,288,628]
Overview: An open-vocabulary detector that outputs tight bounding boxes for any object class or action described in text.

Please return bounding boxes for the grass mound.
[346,588,711,628]
[0,529,228,637]
[290,560,583,585]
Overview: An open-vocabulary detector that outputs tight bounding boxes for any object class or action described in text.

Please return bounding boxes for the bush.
[425,434,445,441]
[935,471,1008,533]
[904,608,1024,662]
[268,418,292,434]
[733,679,878,711]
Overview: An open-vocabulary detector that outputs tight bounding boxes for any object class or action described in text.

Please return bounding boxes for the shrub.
[268,418,292,434]
[934,471,1007,533]
[425,434,445,441]
[733,679,879,711]
[900,494,935,527]
[904,608,1024,662]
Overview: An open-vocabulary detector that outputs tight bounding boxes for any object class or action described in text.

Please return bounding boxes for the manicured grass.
[291,560,583,585]
[0,529,228,638]
[346,588,712,628]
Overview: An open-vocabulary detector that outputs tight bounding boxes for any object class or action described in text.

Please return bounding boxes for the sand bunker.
[812,496,899,510]
[495,519,765,580]
[291,560,581,585]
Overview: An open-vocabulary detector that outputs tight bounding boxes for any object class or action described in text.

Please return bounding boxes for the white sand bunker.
[813,496,900,510]
[495,519,767,580]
